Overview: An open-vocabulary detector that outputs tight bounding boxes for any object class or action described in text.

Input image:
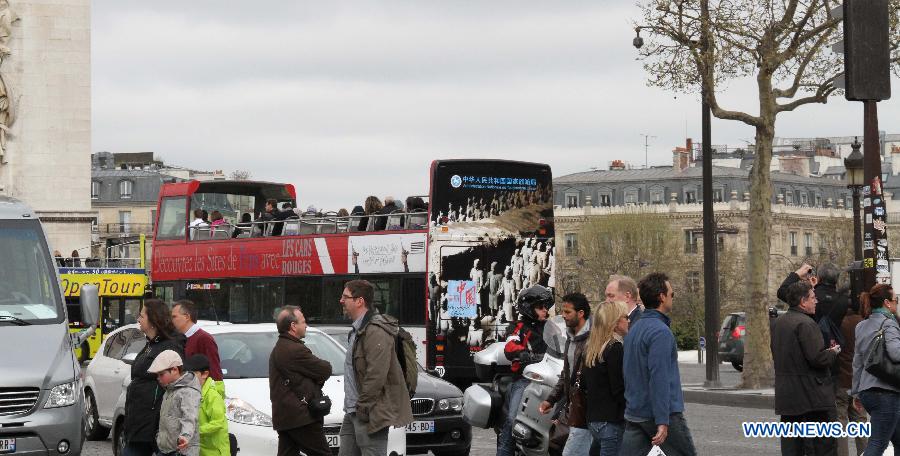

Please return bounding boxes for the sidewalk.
[678,350,774,410]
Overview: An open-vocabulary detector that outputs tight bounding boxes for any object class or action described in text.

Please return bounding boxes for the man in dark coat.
[539,293,592,452]
[269,305,333,456]
[771,280,841,455]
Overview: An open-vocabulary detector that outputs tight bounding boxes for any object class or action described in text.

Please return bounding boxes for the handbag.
[306,393,333,419]
[566,368,586,428]
[863,317,900,389]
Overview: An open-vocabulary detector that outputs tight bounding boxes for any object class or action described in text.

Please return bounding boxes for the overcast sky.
[92,1,900,211]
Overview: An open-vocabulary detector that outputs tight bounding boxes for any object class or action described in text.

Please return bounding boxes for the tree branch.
[775,79,837,113]
[773,30,833,98]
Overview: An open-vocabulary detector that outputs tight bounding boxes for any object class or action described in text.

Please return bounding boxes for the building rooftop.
[554,165,848,186]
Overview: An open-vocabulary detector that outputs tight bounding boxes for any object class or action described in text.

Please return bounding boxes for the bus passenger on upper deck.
[190,209,208,229]
[232,213,252,238]
[360,196,382,231]
[209,211,225,227]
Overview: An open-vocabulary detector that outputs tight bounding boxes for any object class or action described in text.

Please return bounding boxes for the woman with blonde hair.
[581,301,630,456]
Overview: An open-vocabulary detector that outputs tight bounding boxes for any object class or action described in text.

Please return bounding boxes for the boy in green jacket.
[186,354,231,456]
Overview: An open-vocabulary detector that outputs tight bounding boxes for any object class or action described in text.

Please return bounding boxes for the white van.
[0,196,99,455]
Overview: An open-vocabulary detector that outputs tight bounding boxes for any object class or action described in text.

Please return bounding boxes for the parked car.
[718,308,785,372]
[83,322,406,455]
[320,326,472,456]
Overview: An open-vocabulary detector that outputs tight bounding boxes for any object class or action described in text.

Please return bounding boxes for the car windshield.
[212,330,345,379]
[0,220,64,324]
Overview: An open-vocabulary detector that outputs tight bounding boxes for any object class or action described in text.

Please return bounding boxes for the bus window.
[66,298,85,328]
[367,277,402,318]
[123,298,142,325]
[185,282,231,322]
[104,298,121,332]
[323,278,354,323]
[249,279,283,323]
[157,196,187,240]
[285,277,324,322]
[154,284,175,303]
[230,283,249,323]
[401,277,426,326]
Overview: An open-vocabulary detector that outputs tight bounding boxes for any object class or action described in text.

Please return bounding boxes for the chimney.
[672,138,692,172]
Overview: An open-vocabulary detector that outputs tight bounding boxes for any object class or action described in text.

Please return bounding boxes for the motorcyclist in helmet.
[497,285,552,456]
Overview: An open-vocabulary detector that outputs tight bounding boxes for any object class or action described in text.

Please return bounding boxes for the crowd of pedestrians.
[769,261,900,456]
[499,272,699,456]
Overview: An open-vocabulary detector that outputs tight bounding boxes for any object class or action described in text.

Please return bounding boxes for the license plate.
[406,420,435,433]
[0,438,14,454]
[326,434,340,448]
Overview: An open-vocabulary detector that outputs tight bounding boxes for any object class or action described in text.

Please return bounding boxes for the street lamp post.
[844,139,865,304]
[635,27,720,386]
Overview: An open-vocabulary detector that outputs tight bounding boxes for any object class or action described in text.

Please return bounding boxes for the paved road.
[81,402,779,456]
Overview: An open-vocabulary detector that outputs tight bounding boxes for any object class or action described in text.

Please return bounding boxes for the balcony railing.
[97,223,154,236]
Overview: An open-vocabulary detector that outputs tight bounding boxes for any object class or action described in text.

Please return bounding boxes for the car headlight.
[438,397,463,412]
[44,382,77,408]
[225,398,272,426]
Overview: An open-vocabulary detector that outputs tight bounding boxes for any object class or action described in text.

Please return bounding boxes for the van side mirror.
[75,284,100,345]
[121,352,138,365]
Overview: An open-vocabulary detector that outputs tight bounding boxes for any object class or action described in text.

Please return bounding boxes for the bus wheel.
[79,342,90,364]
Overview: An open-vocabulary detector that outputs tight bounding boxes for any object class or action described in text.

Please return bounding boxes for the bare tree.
[635,0,900,387]
[570,210,691,300]
[230,170,252,181]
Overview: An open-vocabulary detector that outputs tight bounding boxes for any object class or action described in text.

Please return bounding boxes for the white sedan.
[82,322,406,455]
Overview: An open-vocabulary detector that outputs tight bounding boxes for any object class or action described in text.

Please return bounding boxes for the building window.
[785,192,794,205]
[565,193,579,208]
[805,232,813,256]
[119,210,132,234]
[599,193,612,207]
[686,271,700,293]
[713,189,724,202]
[91,181,100,199]
[624,189,639,205]
[119,180,133,199]
[815,194,822,207]
[800,192,809,206]
[790,231,798,256]
[684,231,698,254]
[650,189,664,204]
[565,233,578,255]
[685,191,697,204]
[717,234,725,253]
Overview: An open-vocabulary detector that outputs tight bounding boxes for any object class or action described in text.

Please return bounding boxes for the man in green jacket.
[186,354,230,456]
[339,279,414,456]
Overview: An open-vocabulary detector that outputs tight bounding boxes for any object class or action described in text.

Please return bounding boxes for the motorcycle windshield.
[543,315,566,358]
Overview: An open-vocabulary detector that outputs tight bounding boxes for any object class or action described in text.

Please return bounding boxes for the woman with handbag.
[852,283,900,455]
[581,301,629,456]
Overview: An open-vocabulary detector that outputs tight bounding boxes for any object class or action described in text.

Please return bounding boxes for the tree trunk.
[741,118,776,388]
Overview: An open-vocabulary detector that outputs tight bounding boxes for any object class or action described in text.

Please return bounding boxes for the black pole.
[702,93,720,387]
[862,100,881,291]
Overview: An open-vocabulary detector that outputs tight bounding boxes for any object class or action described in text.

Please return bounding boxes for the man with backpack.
[338,279,414,456]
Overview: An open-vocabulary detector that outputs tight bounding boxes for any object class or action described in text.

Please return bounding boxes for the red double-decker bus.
[150,160,554,382]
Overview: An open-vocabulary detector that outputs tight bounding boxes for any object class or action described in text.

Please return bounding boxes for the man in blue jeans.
[620,272,697,456]
[497,285,551,456]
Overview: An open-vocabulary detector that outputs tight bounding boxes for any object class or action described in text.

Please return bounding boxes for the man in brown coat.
[339,279,414,456]
[771,280,841,456]
[269,305,333,456]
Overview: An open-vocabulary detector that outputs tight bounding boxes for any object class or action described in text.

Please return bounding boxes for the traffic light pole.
[862,100,886,290]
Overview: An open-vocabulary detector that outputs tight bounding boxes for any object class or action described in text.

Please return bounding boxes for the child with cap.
[148,349,202,456]
[185,354,230,456]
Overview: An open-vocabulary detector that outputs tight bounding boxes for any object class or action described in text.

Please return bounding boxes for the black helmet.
[517,285,554,321]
